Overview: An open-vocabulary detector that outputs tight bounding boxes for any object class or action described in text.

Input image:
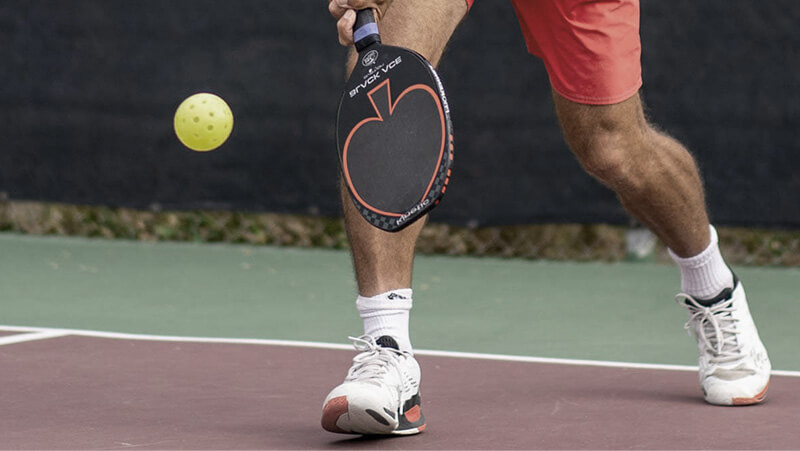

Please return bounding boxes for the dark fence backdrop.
[1,1,798,227]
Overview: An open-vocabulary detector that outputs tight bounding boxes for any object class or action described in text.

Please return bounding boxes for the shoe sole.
[321,395,426,435]
[732,380,769,406]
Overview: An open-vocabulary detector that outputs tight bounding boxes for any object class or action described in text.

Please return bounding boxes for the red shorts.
[466,0,642,105]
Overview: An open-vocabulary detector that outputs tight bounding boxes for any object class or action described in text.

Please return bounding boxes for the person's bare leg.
[321,0,467,436]
[552,91,710,257]
[552,91,771,406]
[342,0,467,296]
[552,91,772,405]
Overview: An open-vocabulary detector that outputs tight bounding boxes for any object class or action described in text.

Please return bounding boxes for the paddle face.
[336,16,453,232]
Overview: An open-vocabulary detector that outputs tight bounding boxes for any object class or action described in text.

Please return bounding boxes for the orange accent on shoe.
[732,380,770,405]
[404,405,421,422]
[417,424,427,432]
[321,396,349,432]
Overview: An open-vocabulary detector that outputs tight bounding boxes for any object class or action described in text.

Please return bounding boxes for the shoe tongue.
[375,336,399,350]
[695,286,734,307]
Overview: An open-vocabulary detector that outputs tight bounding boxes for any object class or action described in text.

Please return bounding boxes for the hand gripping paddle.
[336,9,454,232]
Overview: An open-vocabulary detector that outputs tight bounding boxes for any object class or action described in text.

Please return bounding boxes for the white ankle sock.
[356,288,413,353]
[669,225,734,300]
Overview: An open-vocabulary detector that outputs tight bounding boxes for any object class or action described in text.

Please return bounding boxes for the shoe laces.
[344,335,405,385]
[676,294,744,365]
[345,335,413,413]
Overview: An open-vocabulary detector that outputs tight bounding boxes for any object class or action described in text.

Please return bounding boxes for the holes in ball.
[190,105,195,109]
[209,112,215,117]
[193,117,200,123]
[207,125,214,131]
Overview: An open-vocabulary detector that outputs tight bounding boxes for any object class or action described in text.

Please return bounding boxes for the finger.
[337,9,356,46]
[343,0,390,20]
[335,0,388,19]
[328,0,347,19]
[340,0,375,9]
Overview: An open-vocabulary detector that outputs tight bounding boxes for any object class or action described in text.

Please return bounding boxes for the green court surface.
[1,233,798,371]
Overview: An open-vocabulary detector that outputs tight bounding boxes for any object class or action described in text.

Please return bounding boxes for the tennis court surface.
[2,234,799,449]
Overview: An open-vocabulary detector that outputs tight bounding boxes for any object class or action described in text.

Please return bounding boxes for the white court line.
[0,329,71,346]
[0,325,353,351]
[1,324,798,378]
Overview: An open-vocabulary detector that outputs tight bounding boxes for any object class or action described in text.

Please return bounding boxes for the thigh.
[512,0,642,105]
[346,0,468,74]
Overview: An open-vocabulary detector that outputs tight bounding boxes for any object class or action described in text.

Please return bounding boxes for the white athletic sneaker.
[321,335,425,435]
[676,279,771,405]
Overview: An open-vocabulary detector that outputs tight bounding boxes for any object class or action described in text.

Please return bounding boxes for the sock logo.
[387,292,408,300]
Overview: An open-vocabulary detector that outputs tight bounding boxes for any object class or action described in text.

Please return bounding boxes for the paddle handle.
[354,9,381,52]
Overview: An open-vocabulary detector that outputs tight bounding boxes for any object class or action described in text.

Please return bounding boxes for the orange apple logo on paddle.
[342,79,446,216]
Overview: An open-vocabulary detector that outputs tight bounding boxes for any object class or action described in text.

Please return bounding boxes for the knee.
[566,126,651,190]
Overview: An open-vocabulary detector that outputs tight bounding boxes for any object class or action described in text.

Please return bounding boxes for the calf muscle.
[553,92,710,257]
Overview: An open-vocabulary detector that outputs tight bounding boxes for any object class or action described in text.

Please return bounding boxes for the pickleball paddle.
[336,9,454,232]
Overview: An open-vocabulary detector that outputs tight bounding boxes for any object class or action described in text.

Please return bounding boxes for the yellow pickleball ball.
[174,93,234,151]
